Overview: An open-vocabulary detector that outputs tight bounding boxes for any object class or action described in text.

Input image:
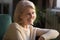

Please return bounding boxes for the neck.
[23,25,28,29]
[20,23,29,29]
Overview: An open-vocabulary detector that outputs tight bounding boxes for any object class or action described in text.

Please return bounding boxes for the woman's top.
[3,23,59,40]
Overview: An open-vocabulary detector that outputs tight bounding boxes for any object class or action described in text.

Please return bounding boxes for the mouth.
[28,19,33,22]
[28,19,33,23]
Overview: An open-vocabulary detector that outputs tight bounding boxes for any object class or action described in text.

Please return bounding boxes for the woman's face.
[20,7,36,25]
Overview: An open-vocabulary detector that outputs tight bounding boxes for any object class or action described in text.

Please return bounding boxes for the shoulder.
[7,23,19,31]
[9,23,18,26]
[3,23,19,40]
[4,23,19,35]
[9,23,19,28]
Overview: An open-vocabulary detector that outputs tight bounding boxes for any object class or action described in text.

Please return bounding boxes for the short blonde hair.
[13,0,36,23]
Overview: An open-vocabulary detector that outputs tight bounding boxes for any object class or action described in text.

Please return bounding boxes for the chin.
[28,22,33,25]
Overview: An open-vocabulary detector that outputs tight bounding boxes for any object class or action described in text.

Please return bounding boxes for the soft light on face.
[20,7,36,25]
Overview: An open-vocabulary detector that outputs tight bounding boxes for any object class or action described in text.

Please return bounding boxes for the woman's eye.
[26,12,35,15]
[32,12,35,14]
[32,12,34,14]
[27,13,30,15]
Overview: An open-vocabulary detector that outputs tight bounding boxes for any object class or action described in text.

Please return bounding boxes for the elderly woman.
[3,0,59,40]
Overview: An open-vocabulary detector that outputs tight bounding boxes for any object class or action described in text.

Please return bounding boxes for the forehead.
[23,7,35,12]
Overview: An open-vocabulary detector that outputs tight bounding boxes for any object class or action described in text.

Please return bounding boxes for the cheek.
[33,14,36,20]
[20,16,27,21]
[23,16,28,21]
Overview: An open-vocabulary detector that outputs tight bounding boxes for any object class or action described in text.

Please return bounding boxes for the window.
[0,0,13,15]
[0,3,9,14]
[56,0,60,8]
[3,4,9,14]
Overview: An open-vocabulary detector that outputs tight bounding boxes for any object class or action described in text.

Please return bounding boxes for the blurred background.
[0,0,60,40]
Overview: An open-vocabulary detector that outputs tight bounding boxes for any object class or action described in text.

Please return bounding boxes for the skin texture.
[19,7,36,28]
